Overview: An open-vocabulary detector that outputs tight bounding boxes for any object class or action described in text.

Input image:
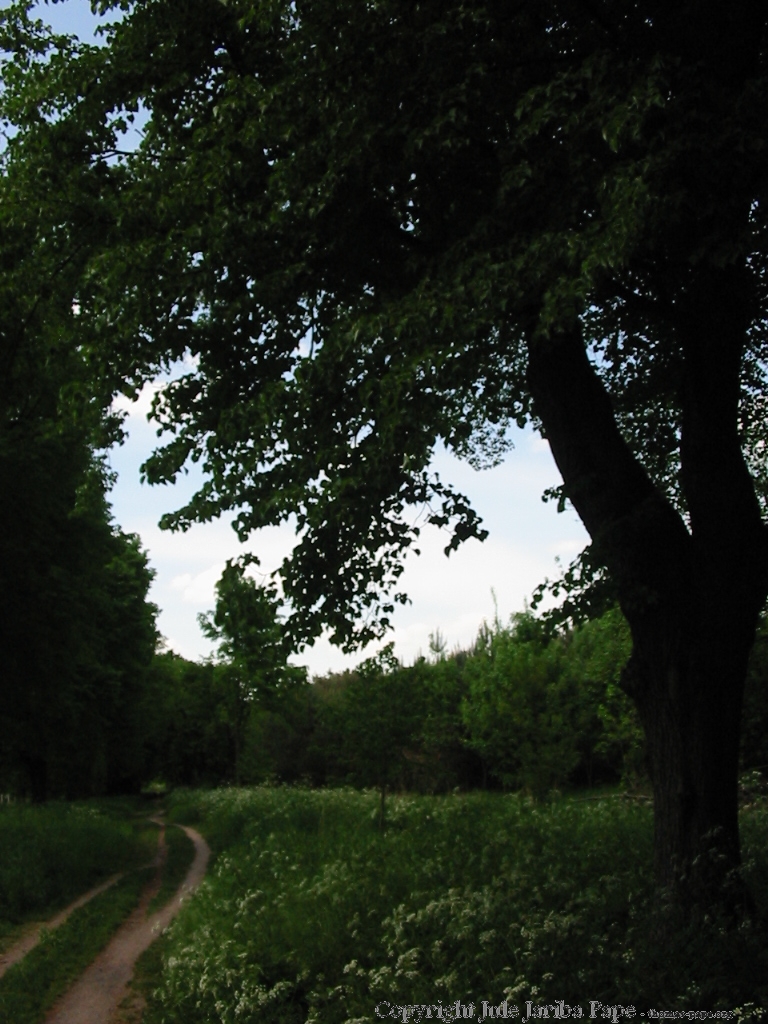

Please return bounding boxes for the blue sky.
[35,0,589,675]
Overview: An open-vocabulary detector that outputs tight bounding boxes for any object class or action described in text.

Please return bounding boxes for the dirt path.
[43,824,210,1024]
[0,873,124,981]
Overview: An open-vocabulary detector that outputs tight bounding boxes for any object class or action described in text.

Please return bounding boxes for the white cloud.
[169,565,222,605]
[547,538,584,558]
[112,380,165,421]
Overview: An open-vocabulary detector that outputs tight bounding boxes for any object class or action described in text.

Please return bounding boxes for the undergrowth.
[145,787,768,1023]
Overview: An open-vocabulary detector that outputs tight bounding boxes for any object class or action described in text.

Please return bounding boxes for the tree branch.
[526,324,692,612]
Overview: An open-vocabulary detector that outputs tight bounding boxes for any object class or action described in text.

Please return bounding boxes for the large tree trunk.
[526,277,768,904]
[625,612,754,898]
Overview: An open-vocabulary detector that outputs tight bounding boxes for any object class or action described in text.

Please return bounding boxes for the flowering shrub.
[147,788,768,1023]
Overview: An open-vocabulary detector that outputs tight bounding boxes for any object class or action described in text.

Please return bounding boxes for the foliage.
[18,584,751,805]
[4,0,768,890]
[741,615,768,773]
[230,606,641,798]
[199,560,307,782]
[142,650,311,789]
[2,0,765,643]
[461,615,584,798]
[335,645,422,821]
[141,602,644,798]
[412,652,484,793]
[199,560,304,704]
[142,654,233,787]
[458,607,640,796]
[144,787,768,1022]
[0,445,159,800]
[0,2,159,803]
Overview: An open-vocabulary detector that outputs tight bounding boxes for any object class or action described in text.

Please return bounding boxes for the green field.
[136,787,768,1023]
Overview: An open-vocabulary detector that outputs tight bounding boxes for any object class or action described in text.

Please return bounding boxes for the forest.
[4,0,768,1017]
[6,512,768,801]
[98,584,768,809]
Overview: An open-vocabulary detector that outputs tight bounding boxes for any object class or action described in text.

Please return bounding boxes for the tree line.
[142,581,768,810]
[147,604,641,800]
[2,452,768,823]
[0,437,157,801]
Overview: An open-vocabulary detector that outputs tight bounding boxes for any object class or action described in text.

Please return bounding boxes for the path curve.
[43,825,210,1024]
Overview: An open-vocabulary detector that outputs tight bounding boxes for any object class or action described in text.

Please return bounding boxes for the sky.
[32,0,590,676]
[108,387,588,674]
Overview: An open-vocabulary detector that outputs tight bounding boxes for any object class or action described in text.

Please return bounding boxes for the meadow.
[136,786,768,1023]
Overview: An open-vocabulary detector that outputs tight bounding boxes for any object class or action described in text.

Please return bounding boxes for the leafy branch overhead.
[0,0,700,641]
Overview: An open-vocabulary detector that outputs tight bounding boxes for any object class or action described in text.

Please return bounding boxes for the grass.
[0,866,153,1024]
[122,927,172,1024]
[139,786,768,1024]
[0,798,153,940]
[0,797,183,1024]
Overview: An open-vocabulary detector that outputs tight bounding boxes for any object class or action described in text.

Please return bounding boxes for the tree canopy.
[3,0,766,629]
[3,0,768,895]
[0,436,159,799]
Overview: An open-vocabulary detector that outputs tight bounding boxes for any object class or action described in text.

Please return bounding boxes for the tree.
[462,616,582,799]
[200,560,306,782]
[4,0,768,901]
[142,652,235,785]
[458,609,641,797]
[566,607,644,788]
[338,645,420,827]
[739,614,768,775]
[0,4,160,799]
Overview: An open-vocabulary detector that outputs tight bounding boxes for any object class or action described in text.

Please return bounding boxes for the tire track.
[0,874,123,982]
[43,825,209,1024]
